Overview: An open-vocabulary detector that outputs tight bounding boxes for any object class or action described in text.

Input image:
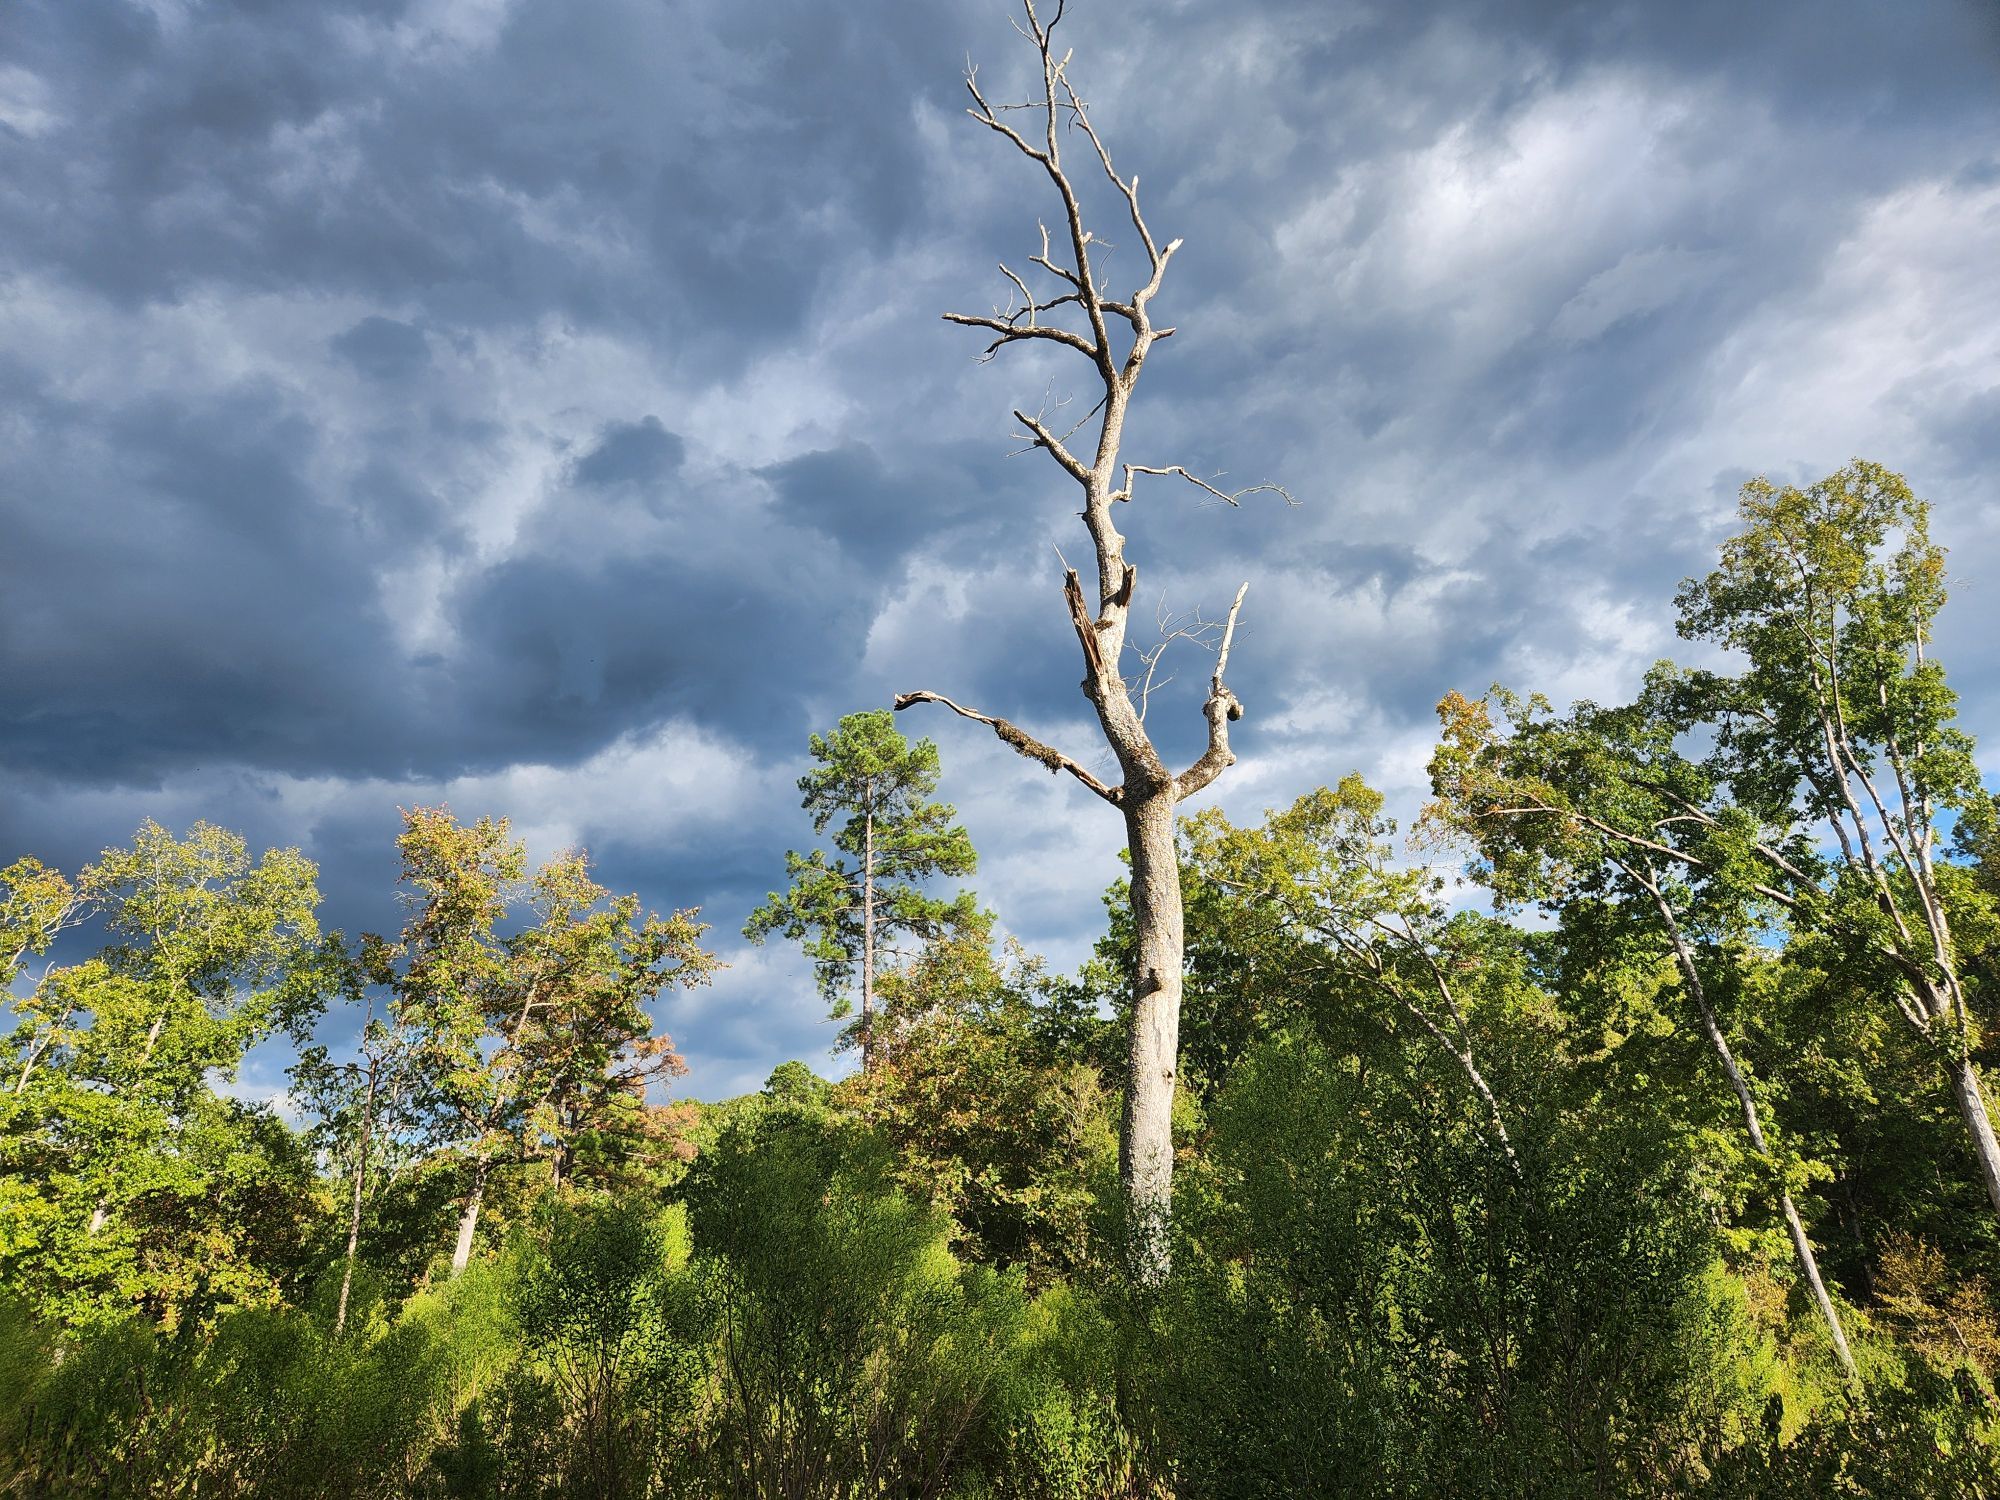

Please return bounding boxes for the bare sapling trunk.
[335,1060,380,1336]
[451,1153,490,1278]
[895,3,1286,1286]
[861,808,876,1073]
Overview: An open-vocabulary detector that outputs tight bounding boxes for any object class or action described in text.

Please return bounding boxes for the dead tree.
[895,0,1286,1285]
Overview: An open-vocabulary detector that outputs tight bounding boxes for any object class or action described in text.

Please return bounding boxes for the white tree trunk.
[335,1063,378,1335]
[903,2,1269,1287]
[861,810,876,1073]
[1119,791,1184,1285]
[1950,1056,2000,1222]
[1651,888,1859,1385]
[450,1155,489,1277]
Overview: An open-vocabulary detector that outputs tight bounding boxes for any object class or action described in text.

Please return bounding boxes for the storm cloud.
[4,0,1998,1096]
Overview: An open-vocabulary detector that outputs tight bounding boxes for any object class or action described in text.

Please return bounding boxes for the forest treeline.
[4,461,2000,1496]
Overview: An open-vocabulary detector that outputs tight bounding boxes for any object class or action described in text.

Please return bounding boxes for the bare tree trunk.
[1949,1056,2000,1222]
[861,809,876,1073]
[1120,791,1183,1282]
[451,1154,490,1277]
[335,1062,379,1336]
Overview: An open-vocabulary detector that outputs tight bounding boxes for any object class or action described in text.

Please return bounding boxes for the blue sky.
[4,0,1999,1099]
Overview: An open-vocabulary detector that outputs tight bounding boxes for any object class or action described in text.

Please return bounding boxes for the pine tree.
[746,710,978,1070]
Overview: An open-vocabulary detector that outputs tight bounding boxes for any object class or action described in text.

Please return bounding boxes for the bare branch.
[1131,593,1209,723]
[943,309,1099,360]
[1176,582,1249,798]
[1032,221,1081,288]
[893,691,1120,804]
[1013,406,1092,484]
[1052,69,1160,267]
[1114,463,1297,508]
[963,67,1048,164]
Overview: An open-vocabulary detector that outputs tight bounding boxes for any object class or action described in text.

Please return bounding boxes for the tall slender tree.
[1674,463,2000,1222]
[293,977,421,1337]
[75,821,334,1240]
[893,1,1288,1283]
[1427,683,1863,1388]
[745,710,976,1071]
[369,809,712,1275]
[365,807,524,1277]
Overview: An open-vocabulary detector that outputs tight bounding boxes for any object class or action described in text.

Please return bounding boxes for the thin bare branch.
[1114,463,1297,508]
[963,67,1048,164]
[1012,406,1092,484]
[943,309,1099,360]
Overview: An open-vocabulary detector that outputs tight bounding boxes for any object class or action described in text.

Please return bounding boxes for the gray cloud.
[5,0,1999,1098]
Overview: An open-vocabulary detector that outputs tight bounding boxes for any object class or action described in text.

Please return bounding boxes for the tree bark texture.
[1120,792,1184,1282]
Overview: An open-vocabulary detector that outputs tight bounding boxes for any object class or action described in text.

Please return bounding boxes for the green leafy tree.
[292,972,425,1337]
[502,850,716,1194]
[2,857,87,996]
[843,919,1116,1285]
[1182,775,1526,1176]
[4,855,94,1098]
[1428,682,1862,1388]
[0,821,336,1327]
[367,810,715,1277]
[363,806,524,1277]
[745,710,978,1071]
[1672,463,2000,1223]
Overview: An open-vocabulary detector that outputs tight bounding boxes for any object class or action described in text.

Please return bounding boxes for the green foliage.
[684,1107,1026,1496]
[844,922,1118,1285]
[10,509,2000,1500]
[0,1285,474,1498]
[0,821,337,1329]
[1148,1033,1778,1496]
[360,808,712,1273]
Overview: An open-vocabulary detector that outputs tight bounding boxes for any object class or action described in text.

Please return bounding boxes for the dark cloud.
[574,416,685,490]
[332,316,431,379]
[4,0,1998,1095]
